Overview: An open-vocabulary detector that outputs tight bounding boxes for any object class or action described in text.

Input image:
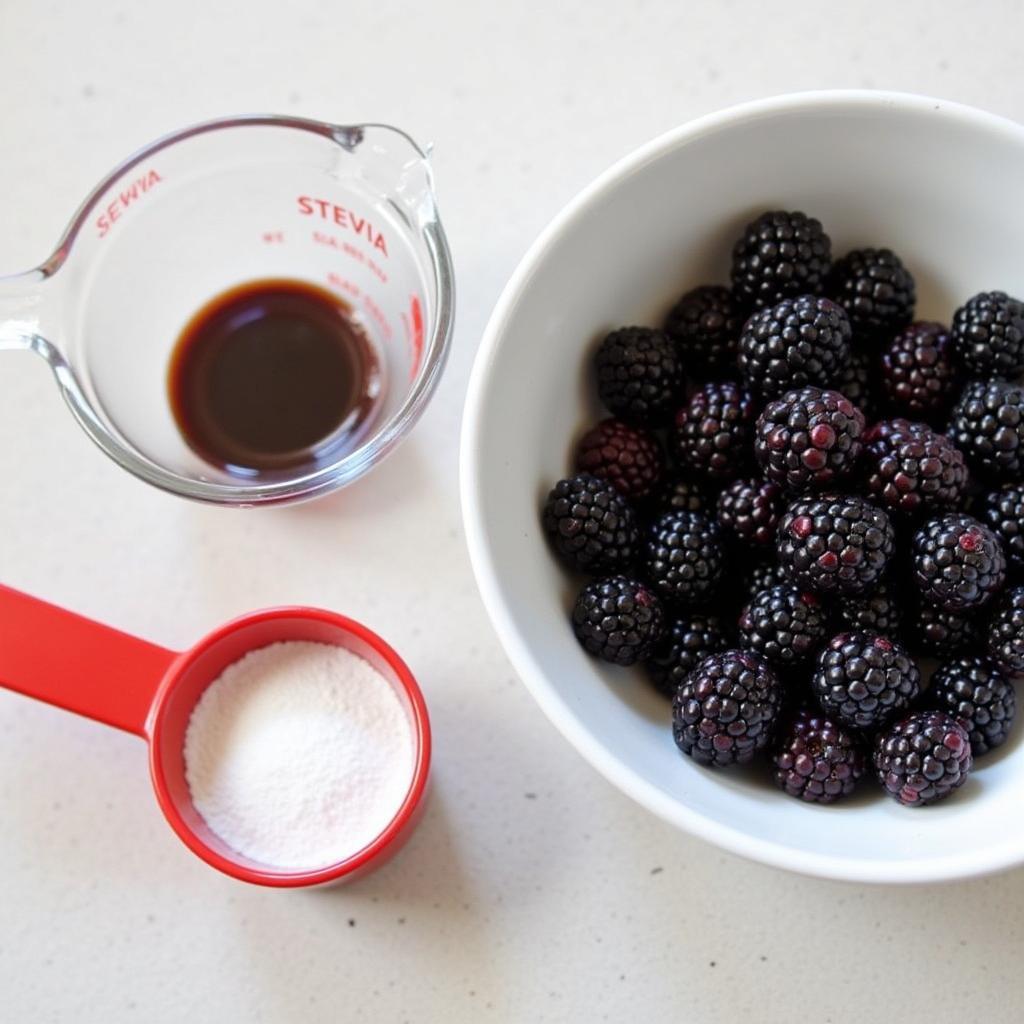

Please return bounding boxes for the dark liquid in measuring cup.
[168,279,379,473]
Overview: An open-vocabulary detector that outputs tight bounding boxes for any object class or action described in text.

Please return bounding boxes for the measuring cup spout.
[330,123,441,226]
[0,584,177,737]
[0,270,47,352]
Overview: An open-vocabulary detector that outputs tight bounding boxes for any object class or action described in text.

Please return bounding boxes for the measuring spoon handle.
[0,584,177,737]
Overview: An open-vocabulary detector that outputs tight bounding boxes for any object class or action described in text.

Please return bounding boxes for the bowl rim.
[460,89,1024,885]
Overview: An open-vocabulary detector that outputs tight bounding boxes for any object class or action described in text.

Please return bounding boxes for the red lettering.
[363,295,392,340]
[327,272,360,298]
[95,168,163,238]
[295,196,389,258]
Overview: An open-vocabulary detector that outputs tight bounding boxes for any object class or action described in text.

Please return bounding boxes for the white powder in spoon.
[183,641,415,871]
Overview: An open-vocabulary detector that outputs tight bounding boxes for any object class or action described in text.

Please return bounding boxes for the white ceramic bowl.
[461,91,1024,884]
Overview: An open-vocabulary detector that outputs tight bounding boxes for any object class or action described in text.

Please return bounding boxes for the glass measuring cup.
[0,115,455,505]
[0,583,431,886]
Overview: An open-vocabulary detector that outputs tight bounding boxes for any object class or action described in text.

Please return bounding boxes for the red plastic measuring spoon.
[0,583,431,887]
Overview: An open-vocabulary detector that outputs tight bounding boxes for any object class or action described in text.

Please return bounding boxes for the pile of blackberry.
[542,207,1023,812]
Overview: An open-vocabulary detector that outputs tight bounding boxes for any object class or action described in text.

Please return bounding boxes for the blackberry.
[904,600,981,659]
[571,576,665,665]
[826,247,916,339]
[834,350,878,419]
[951,291,1024,381]
[672,381,757,480]
[839,578,903,635]
[742,560,789,601]
[987,586,1024,674]
[644,510,726,606]
[881,321,960,419]
[672,650,783,766]
[948,379,1024,481]
[543,474,639,573]
[595,326,683,426]
[644,614,729,696]
[776,493,895,595]
[978,484,1024,573]
[575,418,665,501]
[927,656,1016,756]
[738,585,828,667]
[738,295,852,398]
[771,709,866,804]
[716,477,785,547]
[874,711,972,807]
[754,386,865,492]
[811,631,921,730]
[911,513,1006,612]
[663,285,742,372]
[730,210,831,310]
[653,475,712,516]
[861,419,968,516]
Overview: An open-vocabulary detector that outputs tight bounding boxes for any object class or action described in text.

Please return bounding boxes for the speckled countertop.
[1,2,1023,1020]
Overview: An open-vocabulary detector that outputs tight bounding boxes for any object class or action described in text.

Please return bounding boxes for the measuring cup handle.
[0,270,46,351]
[0,584,177,737]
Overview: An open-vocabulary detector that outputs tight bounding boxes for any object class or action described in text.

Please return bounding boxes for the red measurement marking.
[261,231,285,244]
[327,272,361,299]
[297,196,389,257]
[96,168,163,238]
[410,295,424,377]
[367,258,388,285]
[362,294,392,341]
[312,231,365,262]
